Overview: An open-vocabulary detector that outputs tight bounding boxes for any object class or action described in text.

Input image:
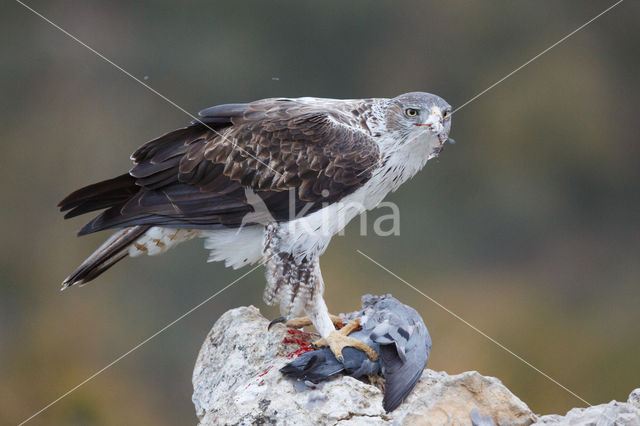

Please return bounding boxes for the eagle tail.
[58,173,137,222]
[62,225,150,289]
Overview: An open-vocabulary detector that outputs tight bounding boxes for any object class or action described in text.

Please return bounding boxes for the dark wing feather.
[59,174,137,219]
[61,98,380,235]
[378,343,425,412]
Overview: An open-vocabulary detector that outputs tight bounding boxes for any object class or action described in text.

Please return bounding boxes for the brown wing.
[59,98,381,235]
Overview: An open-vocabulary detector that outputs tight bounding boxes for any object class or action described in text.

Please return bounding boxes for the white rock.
[192,306,638,426]
[534,390,640,426]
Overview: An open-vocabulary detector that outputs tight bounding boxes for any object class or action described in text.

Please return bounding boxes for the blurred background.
[1,1,639,424]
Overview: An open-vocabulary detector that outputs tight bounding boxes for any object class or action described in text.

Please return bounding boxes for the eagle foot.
[268,314,343,330]
[313,318,379,362]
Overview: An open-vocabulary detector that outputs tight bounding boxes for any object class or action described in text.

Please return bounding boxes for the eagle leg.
[313,318,379,362]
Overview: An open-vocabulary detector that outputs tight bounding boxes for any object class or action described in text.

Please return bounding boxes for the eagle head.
[386,92,453,159]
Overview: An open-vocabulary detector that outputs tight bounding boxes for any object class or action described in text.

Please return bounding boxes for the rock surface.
[192,306,640,425]
[535,388,640,425]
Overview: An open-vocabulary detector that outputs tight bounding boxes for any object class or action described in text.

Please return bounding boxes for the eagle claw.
[269,314,343,330]
[313,318,379,362]
[267,316,288,330]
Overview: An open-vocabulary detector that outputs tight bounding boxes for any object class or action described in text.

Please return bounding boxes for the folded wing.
[59,98,380,235]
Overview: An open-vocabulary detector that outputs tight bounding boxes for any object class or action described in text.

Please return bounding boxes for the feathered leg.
[264,242,378,361]
[263,250,336,337]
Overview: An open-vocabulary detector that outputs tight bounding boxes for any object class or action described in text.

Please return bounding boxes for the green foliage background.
[1,1,638,424]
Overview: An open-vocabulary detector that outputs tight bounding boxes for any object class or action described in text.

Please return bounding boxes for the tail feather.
[280,348,346,383]
[62,225,150,289]
[58,173,137,221]
[280,346,376,383]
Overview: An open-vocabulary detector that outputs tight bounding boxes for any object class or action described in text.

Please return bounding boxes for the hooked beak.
[414,111,444,134]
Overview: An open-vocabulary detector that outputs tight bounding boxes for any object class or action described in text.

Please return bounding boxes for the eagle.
[59,92,452,359]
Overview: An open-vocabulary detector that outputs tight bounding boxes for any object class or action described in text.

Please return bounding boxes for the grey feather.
[280,294,431,412]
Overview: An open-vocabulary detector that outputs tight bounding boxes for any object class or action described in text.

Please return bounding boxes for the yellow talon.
[313,318,378,362]
[281,314,343,329]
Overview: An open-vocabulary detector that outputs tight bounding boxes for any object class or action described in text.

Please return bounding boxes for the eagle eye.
[405,108,419,117]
